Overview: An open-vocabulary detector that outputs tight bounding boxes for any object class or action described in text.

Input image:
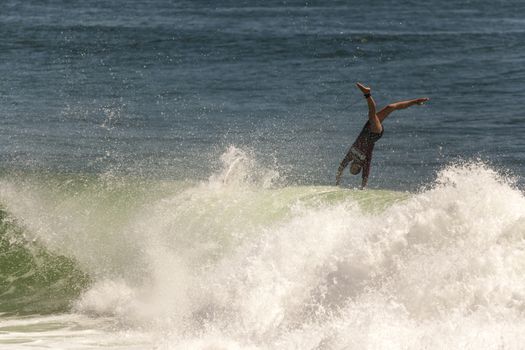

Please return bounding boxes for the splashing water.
[0,149,524,349]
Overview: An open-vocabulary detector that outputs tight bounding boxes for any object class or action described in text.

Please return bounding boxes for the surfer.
[336,83,429,188]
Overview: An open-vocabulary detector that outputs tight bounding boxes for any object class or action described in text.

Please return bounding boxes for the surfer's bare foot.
[415,97,430,105]
[356,82,371,95]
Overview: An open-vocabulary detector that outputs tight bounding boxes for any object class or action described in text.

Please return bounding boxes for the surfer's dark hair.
[350,161,362,175]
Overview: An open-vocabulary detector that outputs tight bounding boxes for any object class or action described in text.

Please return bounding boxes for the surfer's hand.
[336,166,345,186]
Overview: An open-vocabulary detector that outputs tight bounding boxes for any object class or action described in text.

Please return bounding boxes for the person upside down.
[336,83,429,188]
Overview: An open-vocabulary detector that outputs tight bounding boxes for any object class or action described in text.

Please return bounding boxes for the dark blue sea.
[1,1,525,349]
[2,0,524,188]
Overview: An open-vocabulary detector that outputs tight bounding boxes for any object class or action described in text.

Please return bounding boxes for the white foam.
[2,151,525,349]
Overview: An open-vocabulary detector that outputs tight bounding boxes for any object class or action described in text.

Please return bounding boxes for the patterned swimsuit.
[347,121,384,179]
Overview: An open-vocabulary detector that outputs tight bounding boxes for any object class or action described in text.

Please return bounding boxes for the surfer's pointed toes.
[356,82,371,94]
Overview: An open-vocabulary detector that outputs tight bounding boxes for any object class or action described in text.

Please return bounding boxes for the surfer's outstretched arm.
[336,152,353,185]
[360,156,372,189]
[377,97,430,123]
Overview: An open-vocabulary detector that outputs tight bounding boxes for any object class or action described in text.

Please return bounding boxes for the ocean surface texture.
[1,0,524,349]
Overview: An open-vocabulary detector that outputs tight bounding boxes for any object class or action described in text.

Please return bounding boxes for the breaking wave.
[1,146,524,349]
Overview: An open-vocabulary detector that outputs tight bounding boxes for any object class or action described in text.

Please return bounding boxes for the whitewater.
[0,146,524,349]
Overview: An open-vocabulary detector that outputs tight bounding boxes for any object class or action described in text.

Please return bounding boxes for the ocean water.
[1,0,525,349]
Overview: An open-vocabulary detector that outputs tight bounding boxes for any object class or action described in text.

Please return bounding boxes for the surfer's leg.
[376,104,396,122]
[356,83,382,133]
[377,98,430,122]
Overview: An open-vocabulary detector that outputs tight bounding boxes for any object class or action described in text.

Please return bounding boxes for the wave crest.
[1,150,524,348]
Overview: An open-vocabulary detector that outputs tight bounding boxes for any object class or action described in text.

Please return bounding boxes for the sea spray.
[209,146,280,188]
[1,150,524,349]
[85,157,525,349]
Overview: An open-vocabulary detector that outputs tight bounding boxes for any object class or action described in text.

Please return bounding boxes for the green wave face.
[0,169,407,316]
[0,209,90,315]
